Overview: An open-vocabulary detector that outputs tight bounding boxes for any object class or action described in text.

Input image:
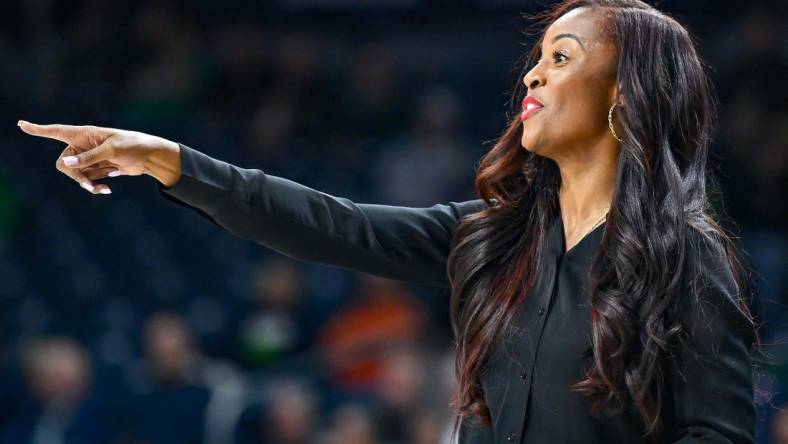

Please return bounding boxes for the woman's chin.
[521,134,538,152]
[521,137,552,157]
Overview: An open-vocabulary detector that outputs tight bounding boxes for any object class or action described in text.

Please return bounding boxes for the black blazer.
[157,143,756,444]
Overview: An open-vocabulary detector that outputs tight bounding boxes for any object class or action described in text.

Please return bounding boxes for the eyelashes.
[552,50,569,63]
[533,49,569,67]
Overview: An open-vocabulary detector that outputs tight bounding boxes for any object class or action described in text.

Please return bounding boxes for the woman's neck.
[555,142,618,231]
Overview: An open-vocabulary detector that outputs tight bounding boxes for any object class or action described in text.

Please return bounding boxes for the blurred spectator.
[336,41,411,143]
[372,86,476,206]
[122,2,209,128]
[0,336,109,444]
[370,345,435,443]
[235,379,318,444]
[235,257,312,369]
[407,410,446,444]
[712,4,788,353]
[317,275,427,393]
[126,311,212,444]
[322,403,379,444]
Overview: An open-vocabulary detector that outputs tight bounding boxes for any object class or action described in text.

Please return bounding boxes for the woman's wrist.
[145,138,182,188]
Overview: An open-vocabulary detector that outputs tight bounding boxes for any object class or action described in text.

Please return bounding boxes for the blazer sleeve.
[669,235,756,443]
[155,143,488,287]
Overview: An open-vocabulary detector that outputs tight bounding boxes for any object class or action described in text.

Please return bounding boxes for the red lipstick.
[520,96,544,122]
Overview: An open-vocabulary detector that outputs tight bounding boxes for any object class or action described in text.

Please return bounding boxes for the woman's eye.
[552,50,568,63]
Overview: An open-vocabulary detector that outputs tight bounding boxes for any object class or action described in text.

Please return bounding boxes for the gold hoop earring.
[608,103,623,143]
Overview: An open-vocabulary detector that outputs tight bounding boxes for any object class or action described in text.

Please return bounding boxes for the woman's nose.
[523,67,545,89]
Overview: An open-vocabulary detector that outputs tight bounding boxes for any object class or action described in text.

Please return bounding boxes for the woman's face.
[520,7,620,157]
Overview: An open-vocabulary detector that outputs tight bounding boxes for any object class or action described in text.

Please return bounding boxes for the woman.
[18,0,759,442]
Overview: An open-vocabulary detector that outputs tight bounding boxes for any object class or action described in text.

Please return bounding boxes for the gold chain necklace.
[566,208,609,249]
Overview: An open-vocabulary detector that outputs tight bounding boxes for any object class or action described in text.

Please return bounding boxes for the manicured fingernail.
[63,156,78,167]
[80,182,94,192]
[108,170,121,177]
[99,188,112,195]
[17,120,24,126]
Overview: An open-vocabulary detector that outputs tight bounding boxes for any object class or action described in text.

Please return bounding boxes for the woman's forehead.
[544,7,605,47]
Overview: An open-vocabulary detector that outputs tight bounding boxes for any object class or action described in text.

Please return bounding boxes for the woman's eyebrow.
[551,33,587,52]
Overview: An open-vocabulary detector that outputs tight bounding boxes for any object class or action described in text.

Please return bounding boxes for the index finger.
[17,121,85,143]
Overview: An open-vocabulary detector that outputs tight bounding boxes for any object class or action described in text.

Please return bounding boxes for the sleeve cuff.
[156,142,234,216]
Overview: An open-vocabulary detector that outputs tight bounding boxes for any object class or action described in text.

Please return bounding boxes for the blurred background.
[0,0,785,443]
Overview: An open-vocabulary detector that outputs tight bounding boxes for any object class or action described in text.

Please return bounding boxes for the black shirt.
[157,143,756,443]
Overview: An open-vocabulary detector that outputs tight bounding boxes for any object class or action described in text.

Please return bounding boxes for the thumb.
[62,142,115,168]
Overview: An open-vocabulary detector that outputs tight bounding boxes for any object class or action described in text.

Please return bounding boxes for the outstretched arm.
[157,143,487,287]
[17,122,486,287]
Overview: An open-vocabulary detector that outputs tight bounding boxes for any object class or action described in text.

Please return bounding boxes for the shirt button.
[506,432,517,441]
[538,307,546,316]
[520,371,527,380]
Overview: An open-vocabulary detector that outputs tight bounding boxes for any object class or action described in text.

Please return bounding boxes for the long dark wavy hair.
[446,0,763,441]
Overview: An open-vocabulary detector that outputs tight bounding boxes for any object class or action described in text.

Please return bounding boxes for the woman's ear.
[612,83,625,107]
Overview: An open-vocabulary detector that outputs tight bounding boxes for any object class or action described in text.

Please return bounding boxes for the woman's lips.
[520,106,543,121]
[520,96,544,122]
